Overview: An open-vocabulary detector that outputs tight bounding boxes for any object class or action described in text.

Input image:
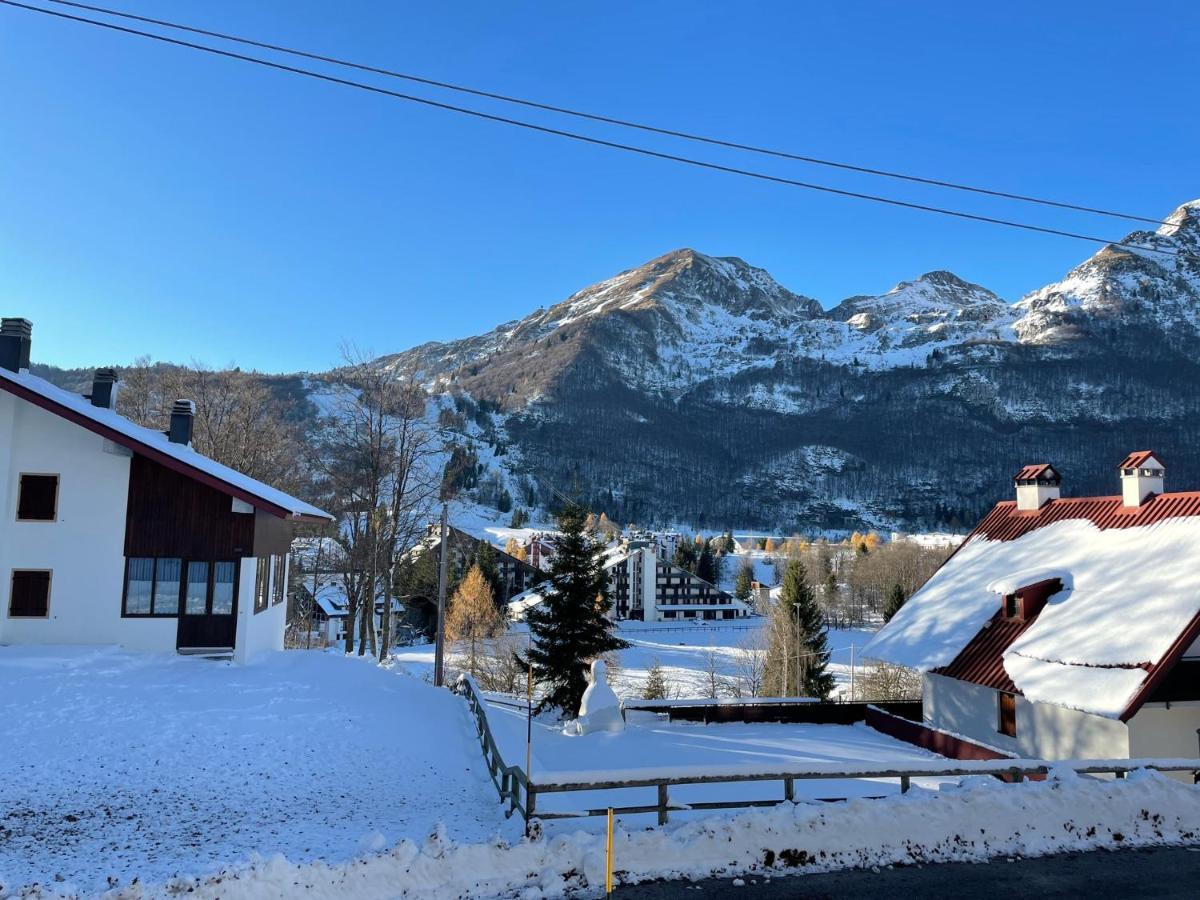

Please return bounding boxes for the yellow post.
[605,807,615,896]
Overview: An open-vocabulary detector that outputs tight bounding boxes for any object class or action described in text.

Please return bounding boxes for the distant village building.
[607,536,750,622]
[867,451,1200,763]
[405,524,543,633]
[524,533,558,572]
[0,318,332,662]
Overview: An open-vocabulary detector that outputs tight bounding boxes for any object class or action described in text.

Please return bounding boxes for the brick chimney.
[1014,463,1061,511]
[0,318,32,373]
[1119,451,1164,507]
[90,368,119,410]
[168,399,195,446]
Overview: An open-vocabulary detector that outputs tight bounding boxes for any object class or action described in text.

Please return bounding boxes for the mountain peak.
[1158,199,1200,240]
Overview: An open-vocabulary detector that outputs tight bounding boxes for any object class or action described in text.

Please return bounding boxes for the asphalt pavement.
[615,845,1200,899]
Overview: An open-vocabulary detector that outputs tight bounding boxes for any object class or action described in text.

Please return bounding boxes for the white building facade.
[0,318,331,662]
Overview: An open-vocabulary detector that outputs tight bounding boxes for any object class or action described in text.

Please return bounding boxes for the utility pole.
[433,504,450,687]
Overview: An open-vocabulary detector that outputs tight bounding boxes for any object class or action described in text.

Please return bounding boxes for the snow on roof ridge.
[0,366,331,521]
[985,568,1073,595]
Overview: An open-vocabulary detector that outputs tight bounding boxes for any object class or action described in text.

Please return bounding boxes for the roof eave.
[1119,608,1200,722]
[1,374,330,523]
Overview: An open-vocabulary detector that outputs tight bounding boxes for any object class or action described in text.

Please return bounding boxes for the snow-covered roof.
[506,588,544,620]
[0,367,331,521]
[864,495,1200,719]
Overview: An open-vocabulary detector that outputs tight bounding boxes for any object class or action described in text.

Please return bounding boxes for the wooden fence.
[622,696,922,725]
[455,676,1199,832]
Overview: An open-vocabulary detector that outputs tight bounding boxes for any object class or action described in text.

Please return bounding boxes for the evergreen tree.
[775,559,835,700]
[472,539,504,601]
[673,539,698,573]
[734,560,755,602]
[884,582,907,622]
[524,502,629,715]
[696,540,718,584]
[643,662,669,700]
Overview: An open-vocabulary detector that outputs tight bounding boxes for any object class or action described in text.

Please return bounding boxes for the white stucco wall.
[0,394,177,651]
[1127,704,1200,761]
[924,673,1130,759]
[233,556,287,663]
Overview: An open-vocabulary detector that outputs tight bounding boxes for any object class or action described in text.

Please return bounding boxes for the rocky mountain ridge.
[375,199,1200,531]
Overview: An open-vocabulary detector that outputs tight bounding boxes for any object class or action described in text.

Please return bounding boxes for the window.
[9,570,51,617]
[212,562,236,615]
[123,558,184,616]
[272,555,286,606]
[1004,593,1020,619]
[998,691,1017,737]
[17,474,58,521]
[254,557,270,613]
[185,562,209,615]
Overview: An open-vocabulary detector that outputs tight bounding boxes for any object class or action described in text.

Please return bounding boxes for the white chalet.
[866,452,1200,763]
[0,318,332,662]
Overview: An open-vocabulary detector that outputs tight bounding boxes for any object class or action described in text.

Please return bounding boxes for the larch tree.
[446,564,505,678]
[523,501,629,716]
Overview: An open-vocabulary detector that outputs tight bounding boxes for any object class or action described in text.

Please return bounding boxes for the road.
[617,846,1200,899]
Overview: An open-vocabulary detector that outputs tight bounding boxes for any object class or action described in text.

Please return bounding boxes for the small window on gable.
[998,691,1017,737]
[9,570,51,617]
[1004,593,1020,619]
[17,474,58,521]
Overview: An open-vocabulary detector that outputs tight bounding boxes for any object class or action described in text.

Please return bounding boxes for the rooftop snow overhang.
[0,368,332,523]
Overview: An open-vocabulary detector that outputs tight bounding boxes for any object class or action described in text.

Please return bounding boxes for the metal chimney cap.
[171,399,196,415]
[0,318,32,337]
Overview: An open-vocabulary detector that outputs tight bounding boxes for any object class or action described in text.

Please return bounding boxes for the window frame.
[122,557,189,617]
[1004,593,1021,620]
[16,473,60,523]
[997,690,1017,737]
[254,556,270,614]
[271,555,287,606]
[9,568,52,618]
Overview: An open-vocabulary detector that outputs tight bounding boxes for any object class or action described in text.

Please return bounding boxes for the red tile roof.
[970,491,1200,543]
[933,610,1030,692]
[1118,450,1163,470]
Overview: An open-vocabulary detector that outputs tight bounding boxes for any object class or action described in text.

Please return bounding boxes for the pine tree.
[673,539,698,573]
[771,559,835,700]
[696,540,718,584]
[473,539,504,600]
[884,582,907,622]
[524,502,629,715]
[445,565,504,678]
[734,560,755,602]
[643,662,669,700]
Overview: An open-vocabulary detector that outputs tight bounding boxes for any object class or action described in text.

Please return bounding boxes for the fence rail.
[455,677,1199,831]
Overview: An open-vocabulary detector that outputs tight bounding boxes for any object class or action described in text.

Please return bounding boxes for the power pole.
[433,504,450,687]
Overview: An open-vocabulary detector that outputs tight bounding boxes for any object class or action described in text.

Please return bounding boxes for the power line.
[36,0,1170,228]
[2,0,1187,260]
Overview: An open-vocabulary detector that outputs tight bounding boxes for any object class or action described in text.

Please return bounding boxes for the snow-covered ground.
[89,769,1200,899]
[483,701,955,824]
[398,620,879,701]
[0,646,513,894]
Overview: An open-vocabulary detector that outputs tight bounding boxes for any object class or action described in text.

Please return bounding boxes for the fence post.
[900,775,911,794]
[657,783,669,826]
[784,777,794,802]
[525,782,537,833]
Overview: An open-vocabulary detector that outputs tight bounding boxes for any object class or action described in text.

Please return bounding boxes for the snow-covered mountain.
[373,200,1200,532]
[1014,200,1200,350]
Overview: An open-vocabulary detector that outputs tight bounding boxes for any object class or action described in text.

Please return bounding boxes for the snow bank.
[864,516,1200,716]
[87,770,1200,899]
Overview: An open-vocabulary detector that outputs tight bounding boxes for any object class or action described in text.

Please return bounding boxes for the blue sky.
[2,1,1197,372]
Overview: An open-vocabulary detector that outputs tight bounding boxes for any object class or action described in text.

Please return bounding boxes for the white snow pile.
[566,660,624,735]
[64,769,1200,899]
[864,515,1200,717]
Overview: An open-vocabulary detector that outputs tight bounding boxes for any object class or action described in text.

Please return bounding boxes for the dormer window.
[1004,593,1021,619]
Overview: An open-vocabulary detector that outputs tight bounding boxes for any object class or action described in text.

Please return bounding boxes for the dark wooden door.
[177,560,239,650]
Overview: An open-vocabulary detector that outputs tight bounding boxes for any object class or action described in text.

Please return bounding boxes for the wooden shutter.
[9,570,51,617]
[998,691,1017,737]
[17,475,58,521]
